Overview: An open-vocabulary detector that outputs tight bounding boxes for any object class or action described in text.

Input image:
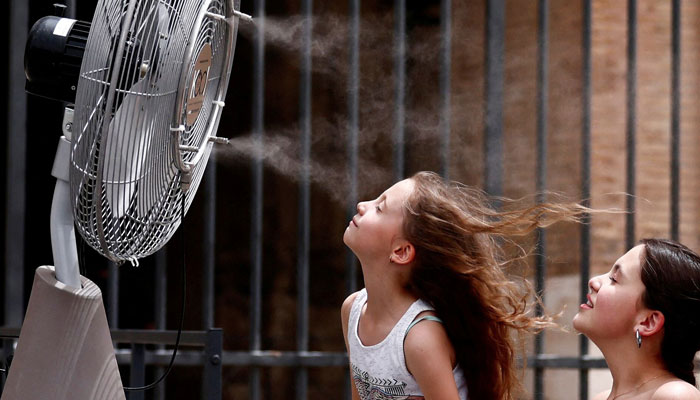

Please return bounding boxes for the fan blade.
[103,1,172,221]
[134,1,173,219]
[103,77,153,219]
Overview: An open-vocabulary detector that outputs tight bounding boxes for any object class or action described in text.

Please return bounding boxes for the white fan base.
[1,266,125,400]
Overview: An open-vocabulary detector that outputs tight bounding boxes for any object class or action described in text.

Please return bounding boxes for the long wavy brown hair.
[402,171,590,399]
[639,238,700,386]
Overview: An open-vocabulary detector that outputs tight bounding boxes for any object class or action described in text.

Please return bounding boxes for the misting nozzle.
[233,10,253,22]
[209,136,230,145]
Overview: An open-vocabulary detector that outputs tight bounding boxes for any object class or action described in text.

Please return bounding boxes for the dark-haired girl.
[574,239,700,400]
[341,171,589,399]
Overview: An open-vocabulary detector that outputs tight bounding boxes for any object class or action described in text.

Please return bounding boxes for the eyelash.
[375,205,382,212]
[609,276,617,283]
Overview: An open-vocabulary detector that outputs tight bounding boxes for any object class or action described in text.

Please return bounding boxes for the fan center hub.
[186,43,212,127]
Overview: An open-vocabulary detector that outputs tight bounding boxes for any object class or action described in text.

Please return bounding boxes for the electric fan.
[2,0,250,399]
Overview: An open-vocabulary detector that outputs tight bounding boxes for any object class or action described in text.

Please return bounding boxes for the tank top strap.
[392,298,435,339]
[404,315,443,337]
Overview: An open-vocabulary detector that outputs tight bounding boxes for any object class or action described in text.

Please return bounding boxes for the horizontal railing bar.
[114,350,611,369]
[111,350,620,369]
[115,349,208,366]
[5,327,696,371]
[0,327,209,347]
[110,329,208,346]
[525,354,608,369]
[0,328,20,337]
[115,350,349,367]
[224,351,349,367]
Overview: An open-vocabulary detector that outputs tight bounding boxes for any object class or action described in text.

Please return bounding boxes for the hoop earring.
[636,329,642,348]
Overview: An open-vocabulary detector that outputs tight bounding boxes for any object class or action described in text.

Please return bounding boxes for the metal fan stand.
[0,108,125,400]
[3,0,253,397]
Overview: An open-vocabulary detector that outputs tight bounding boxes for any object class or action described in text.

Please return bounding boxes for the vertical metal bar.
[670,0,680,241]
[203,329,223,400]
[108,261,119,327]
[345,0,360,397]
[393,0,406,181]
[250,0,265,397]
[4,0,29,330]
[128,344,145,400]
[439,0,452,179]
[484,0,504,197]
[202,153,216,329]
[579,1,592,399]
[154,249,167,400]
[534,1,549,399]
[625,0,637,250]
[296,0,312,397]
[346,0,360,297]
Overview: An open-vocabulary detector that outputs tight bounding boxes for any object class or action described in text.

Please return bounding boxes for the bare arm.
[341,292,361,400]
[404,318,461,400]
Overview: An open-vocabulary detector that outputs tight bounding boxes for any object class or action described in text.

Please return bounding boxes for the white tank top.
[348,289,468,399]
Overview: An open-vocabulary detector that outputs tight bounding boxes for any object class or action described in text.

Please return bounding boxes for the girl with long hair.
[573,239,700,400]
[341,171,589,399]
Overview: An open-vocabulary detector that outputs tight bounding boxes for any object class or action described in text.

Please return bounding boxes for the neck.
[597,338,669,397]
[360,259,416,321]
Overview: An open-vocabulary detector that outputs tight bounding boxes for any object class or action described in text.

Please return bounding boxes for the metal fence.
[1,0,695,399]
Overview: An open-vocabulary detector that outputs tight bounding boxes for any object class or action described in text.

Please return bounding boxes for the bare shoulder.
[404,317,460,397]
[341,291,360,318]
[651,380,700,400]
[341,291,360,331]
[403,314,454,370]
[591,389,610,400]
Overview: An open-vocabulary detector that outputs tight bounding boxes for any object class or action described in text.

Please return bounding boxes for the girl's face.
[573,244,648,341]
[343,178,414,263]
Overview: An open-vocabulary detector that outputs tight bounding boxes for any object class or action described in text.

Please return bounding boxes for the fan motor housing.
[25,16,90,103]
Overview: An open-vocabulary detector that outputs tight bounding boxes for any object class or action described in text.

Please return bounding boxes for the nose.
[356,201,367,215]
[588,275,602,292]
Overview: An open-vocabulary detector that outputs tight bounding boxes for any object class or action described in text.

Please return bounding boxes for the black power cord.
[123,193,187,392]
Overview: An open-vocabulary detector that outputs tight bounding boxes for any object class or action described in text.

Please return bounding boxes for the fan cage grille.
[71,0,236,261]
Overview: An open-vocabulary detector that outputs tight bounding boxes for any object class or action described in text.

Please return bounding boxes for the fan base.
[1,266,125,400]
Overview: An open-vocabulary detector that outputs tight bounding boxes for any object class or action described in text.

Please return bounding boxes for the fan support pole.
[51,131,81,288]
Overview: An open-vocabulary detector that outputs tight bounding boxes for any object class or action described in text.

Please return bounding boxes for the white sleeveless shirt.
[348,289,468,399]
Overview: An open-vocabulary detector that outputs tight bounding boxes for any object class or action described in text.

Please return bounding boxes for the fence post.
[203,328,223,400]
[128,344,145,400]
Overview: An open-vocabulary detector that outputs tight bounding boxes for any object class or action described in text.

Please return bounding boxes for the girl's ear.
[636,310,665,338]
[391,241,415,265]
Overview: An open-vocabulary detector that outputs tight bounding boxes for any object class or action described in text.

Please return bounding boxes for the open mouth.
[586,294,594,308]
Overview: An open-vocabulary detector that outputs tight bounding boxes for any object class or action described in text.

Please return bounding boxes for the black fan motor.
[24,16,91,103]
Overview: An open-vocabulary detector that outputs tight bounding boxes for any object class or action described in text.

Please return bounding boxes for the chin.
[342,233,355,251]
[572,313,586,333]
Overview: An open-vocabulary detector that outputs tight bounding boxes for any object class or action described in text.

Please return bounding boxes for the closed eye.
[376,205,382,212]
[609,276,617,284]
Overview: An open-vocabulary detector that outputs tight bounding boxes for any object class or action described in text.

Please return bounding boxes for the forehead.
[383,179,414,203]
[616,244,645,275]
